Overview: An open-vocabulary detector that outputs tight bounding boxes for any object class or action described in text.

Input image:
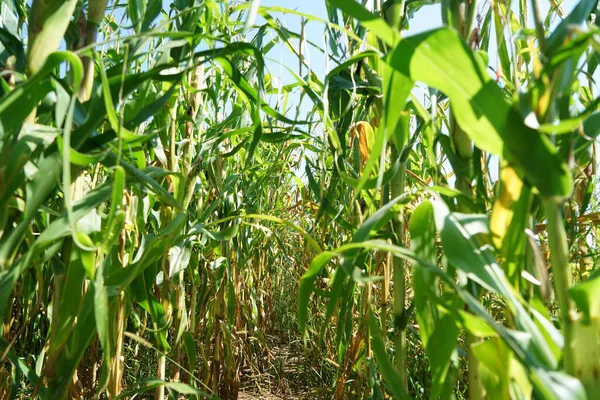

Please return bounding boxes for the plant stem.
[108,292,125,397]
[79,25,99,101]
[172,272,185,383]
[156,352,166,400]
[156,246,171,400]
[543,199,575,373]
[391,148,406,388]
[531,0,547,53]
[467,333,484,400]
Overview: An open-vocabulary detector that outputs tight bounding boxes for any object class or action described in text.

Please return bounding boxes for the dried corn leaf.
[350,121,374,166]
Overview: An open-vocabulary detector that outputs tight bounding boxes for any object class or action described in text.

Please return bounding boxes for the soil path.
[238,333,329,400]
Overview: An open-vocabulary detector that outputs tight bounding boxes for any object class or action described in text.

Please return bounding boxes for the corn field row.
[0,0,599,399]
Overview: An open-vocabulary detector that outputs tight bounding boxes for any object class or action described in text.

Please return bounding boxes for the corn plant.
[0,0,323,398]
[299,0,600,398]
[1,0,600,399]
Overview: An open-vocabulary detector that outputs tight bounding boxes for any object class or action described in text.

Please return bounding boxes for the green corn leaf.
[214,53,306,125]
[142,0,162,31]
[368,312,411,400]
[569,274,600,321]
[109,167,126,218]
[71,63,184,150]
[0,25,25,72]
[181,331,197,371]
[472,337,533,400]
[384,28,572,200]
[0,183,111,319]
[46,287,99,398]
[325,0,400,47]
[94,248,112,388]
[431,197,557,369]
[56,135,108,166]
[410,201,459,398]
[0,51,82,135]
[316,238,582,399]
[298,191,414,333]
[47,239,89,356]
[546,0,598,58]
[36,183,112,247]
[138,290,172,353]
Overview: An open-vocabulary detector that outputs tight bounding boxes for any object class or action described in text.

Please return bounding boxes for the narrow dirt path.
[238,332,330,400]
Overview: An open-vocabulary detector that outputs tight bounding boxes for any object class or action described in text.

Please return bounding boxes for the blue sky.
[257,0,581,86]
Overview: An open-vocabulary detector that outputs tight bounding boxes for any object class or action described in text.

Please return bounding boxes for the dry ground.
[238,333,331,400]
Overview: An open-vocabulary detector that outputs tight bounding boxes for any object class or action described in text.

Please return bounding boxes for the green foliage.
[1,0,599,399]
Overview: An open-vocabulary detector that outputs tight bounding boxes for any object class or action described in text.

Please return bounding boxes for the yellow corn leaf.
[350,121,374,166]
[490,163,523,250]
